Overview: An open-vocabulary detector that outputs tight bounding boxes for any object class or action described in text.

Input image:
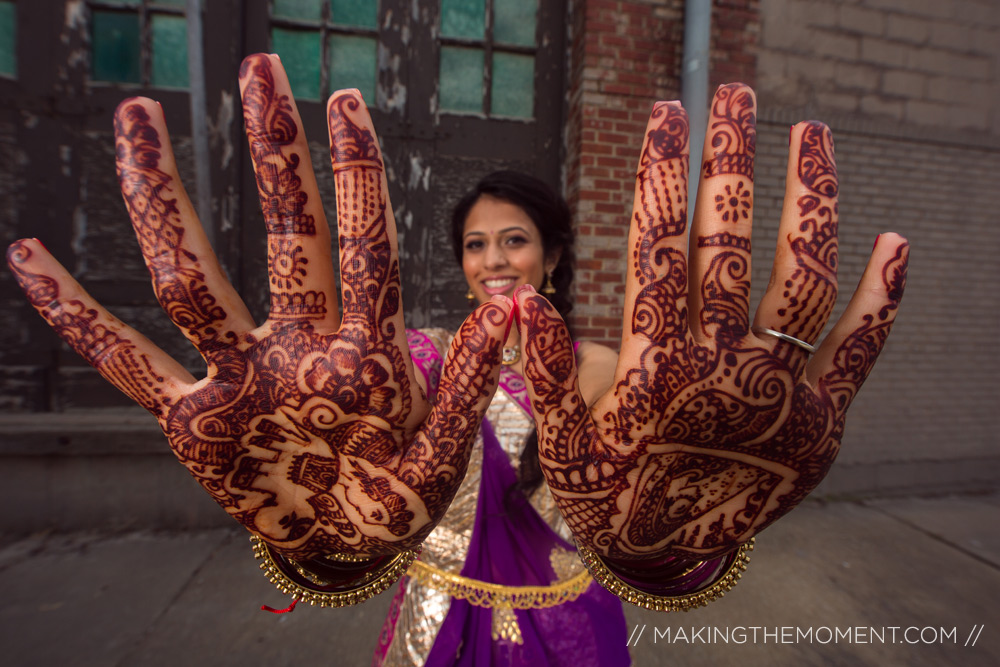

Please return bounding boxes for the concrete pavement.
[1,494,997,666]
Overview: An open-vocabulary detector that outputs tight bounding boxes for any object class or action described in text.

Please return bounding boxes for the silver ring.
[753,327,817,354]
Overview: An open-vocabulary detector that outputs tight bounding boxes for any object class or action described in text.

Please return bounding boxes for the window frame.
[437,0,539,119]
[87,0,190,89]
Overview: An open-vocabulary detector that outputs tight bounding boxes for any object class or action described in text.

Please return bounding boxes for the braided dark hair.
[450,171,575,503]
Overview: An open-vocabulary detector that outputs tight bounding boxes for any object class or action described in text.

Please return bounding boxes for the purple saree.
[425,414,629,666]
[375,329,629,666]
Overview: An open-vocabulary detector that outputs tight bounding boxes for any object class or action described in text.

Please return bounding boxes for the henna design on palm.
[7,54,512,560]
[517,84,909,561]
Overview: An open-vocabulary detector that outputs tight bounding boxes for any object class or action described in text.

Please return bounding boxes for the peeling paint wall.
[0,0,567,411]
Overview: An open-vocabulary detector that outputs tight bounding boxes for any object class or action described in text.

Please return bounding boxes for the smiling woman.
[373,170,630,665]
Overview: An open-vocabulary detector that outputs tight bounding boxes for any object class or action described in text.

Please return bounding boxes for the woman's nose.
[484,242,507,268]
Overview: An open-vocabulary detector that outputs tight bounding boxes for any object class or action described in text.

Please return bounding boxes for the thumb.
[809,233,909,420]
[514,286,594,469]
[401,297,512,507]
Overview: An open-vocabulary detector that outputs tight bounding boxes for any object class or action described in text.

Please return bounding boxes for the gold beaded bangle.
[250,536,419,608]
[576,538,755,613]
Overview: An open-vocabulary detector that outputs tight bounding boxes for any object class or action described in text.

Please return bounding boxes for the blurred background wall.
[0,0,996,533]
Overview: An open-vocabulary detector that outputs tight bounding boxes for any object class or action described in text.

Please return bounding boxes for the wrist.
[251,536,419,607]
[576,539,754,612]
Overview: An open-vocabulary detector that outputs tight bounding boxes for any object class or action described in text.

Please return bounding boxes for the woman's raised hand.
[7,54,512,560]
[516,84,909,560]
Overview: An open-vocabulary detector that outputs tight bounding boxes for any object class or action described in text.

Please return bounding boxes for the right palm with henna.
[6,54,512,561]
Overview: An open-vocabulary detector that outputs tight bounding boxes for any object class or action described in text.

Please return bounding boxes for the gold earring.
[542,272,556,296]
[466,288,477,306]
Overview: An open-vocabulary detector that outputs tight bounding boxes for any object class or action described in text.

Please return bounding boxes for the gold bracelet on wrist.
[576,538,754,613]
[251,535,419,607]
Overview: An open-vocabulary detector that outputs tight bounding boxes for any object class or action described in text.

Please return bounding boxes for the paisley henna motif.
[702,83,756,180]
[798,121,838,198]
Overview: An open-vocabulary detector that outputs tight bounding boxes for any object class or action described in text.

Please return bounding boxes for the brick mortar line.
[759,107,1000,150]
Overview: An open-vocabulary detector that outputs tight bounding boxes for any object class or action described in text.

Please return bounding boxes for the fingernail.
[506,301,519,340]
[515,284,536,297]
[31,237,48,252]
[789,125,795,145]
[873,234,881,251]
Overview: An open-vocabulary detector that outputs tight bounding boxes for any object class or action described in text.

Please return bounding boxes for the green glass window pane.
[491,52,533,118]
[494,0,536,46]
[331,0,376,28]
[151,14,189,88]
[271,27,321,99]
[440,0,483,40]
[273,0,324,21]
[92,11,140,84]
[0,2,15,77]
[155,0,187,7]
[439,46,483,113]
[329,34,376,102]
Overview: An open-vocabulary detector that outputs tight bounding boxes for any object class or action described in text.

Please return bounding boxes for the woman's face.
[461,195,555,305]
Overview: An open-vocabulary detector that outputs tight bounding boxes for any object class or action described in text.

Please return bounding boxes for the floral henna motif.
[714,181,751,223]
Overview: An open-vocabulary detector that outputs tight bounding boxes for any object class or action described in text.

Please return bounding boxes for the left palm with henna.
[517,84,909,560]
[7,55,511,560]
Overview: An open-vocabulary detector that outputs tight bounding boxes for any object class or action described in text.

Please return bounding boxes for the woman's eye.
[464,240,484,251]
[505,235,528,246]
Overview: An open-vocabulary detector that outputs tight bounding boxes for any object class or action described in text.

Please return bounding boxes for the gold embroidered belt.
[405,560,592,610]
[406,559,594,645]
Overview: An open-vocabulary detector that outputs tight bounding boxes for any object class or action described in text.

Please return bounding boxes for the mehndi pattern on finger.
[702,83,756,180]
[821,241,908,424]
[631,102,690,343]
[116,103,232,347]
[7,241,173,417]
[241,55,317,237]
[696,83,757,340]
[240,54,327,322]
[770,122,840,360]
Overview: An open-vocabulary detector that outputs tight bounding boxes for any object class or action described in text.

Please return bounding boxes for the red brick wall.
[565,0,761,347]
[711,0,760,90]
[564,0,685,347]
